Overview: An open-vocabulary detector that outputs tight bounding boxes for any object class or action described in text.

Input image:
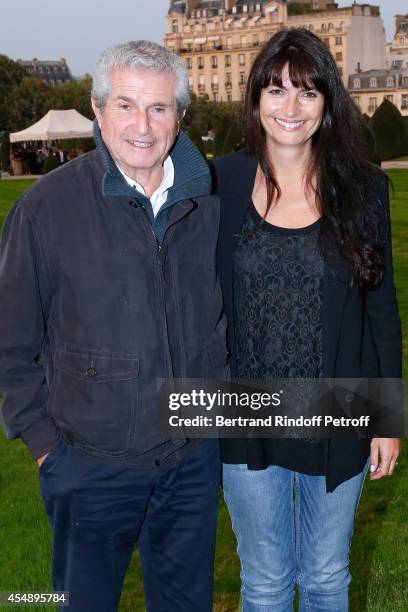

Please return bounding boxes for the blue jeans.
[222,463,368,612]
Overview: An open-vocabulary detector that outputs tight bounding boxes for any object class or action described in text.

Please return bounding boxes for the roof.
[348,68,408,90]
[9,109,94,142]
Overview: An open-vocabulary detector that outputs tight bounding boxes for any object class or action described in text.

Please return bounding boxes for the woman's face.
[259,65,324,152]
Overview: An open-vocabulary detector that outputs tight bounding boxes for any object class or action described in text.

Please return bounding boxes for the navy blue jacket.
[0,128,228,466]
[213,150,402,492]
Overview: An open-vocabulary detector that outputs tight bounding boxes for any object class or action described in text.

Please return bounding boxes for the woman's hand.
[370,438,400,480]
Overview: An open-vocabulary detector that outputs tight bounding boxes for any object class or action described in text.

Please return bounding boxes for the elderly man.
[0,41,227,611]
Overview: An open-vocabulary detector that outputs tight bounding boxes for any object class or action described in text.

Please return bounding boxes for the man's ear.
[91,98,102,127]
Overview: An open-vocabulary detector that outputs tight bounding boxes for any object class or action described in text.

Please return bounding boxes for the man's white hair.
[92,40,190,118]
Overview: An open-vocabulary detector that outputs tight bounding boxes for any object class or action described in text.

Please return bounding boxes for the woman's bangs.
[266,49,323,92]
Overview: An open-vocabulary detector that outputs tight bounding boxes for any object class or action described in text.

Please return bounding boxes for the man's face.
[92,69,180,181]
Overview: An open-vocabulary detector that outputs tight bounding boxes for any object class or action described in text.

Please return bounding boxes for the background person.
[0,40,226,612]
[213,28,401,612]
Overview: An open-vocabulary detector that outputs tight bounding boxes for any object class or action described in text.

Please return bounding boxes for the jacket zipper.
[137,205,174,379]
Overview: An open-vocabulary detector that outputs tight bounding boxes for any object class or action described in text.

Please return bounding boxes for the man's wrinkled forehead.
[107,68,177,105]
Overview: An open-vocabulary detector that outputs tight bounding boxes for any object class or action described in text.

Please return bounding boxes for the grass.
[0,172,407,611]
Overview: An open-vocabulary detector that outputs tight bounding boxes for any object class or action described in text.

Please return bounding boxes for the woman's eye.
[303,91,317,98]
[269,89,284,96]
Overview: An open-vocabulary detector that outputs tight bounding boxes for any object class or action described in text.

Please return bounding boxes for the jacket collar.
[93,120,211,207]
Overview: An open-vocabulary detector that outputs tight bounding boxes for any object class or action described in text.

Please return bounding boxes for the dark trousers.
[39,439,220,612]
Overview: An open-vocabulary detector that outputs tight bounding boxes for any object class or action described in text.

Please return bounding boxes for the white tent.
[9,109,93,143]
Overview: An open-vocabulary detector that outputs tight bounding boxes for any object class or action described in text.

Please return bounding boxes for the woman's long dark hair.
[245,28,387,289]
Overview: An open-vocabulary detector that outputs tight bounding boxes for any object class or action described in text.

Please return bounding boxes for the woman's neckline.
[249,199,321,235]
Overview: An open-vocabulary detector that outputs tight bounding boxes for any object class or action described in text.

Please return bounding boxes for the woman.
[214,29,402,611]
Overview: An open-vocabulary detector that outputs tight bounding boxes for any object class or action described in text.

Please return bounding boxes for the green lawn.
[0,173,407,611]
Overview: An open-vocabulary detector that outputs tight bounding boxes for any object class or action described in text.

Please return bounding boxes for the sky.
[0,0,407,77]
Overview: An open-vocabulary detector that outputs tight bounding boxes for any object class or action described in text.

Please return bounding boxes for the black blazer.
[213,150,402,491]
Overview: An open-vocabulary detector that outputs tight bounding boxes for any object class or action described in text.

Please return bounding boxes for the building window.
[225,54,231,67]
[198,57,204,69]
[402,94,408,109]
[253,34,259,46]
[353,78,361,88]
[402,76,408,86]
[239,71,246,84]
[321,23,327,31]
[211,56,218,68]
[239,54,245,66]
[186,58,192,70]
[368,97,377,112]
[370,77,378,88]
[172,19,178,34]
[309,24,314,31]
[188,76,193,88]
[335,52,343,61]
[211,74,218,85]
[386,76,394,87]
[335,36,342,45]
[328,23,334,30]
[243,4,248,12]
[225,72,232,86]
[352,96,361,110]
[385,95,393,103]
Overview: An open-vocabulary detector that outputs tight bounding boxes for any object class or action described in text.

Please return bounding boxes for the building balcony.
[198,84,206,92]
[225,81,232,88]
[177,41,262,54]
[367,105,377,112]
[211,83,219,90]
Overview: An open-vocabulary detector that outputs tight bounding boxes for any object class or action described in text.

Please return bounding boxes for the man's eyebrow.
[114,95,172,107]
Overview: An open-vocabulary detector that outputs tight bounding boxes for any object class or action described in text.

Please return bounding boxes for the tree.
[186,124,206,157]
[0,55,28,132]
[53,77,93,119]
[8,76,56,131]
[222,121,244,155]
[369,99,408,161]
[213,102,244,157]
[0,55,28,167]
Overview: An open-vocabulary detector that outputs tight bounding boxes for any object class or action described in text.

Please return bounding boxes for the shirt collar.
[116,156,175,200]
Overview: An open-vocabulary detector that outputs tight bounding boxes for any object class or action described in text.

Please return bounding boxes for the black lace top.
[233,200,325,474]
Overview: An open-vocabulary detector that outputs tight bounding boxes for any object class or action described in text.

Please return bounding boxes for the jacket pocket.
[50,347,140,454]
[205,340,230,379]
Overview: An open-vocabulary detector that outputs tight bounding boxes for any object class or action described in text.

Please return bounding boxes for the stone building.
[164,1,386,102]
[348,67,408,117]
[17,58,73,86]
[386,14,408,71]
